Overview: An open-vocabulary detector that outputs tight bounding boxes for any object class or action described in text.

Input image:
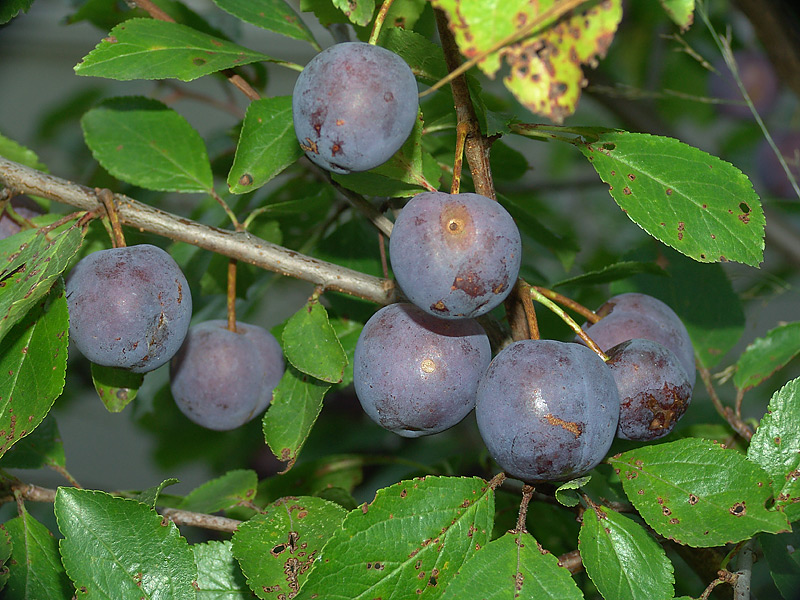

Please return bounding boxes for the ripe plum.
[353,303,491,437]
[581,292,695,385]
[292,42,418,174]
[170,320,285,431]
[389,191,522,319]
[476,340,620,483]
[606,338,692,441]
[66,244,192,373]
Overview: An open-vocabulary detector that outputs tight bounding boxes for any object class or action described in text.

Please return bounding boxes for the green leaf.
[0,222,83,344]
[382,27,447,84]
[262,366,329,470]
[55,488,196,600]
[193,540,252,600]
[257,453,364,503]
[578,130,764,266]
[441,531,583,600]
[432,0,622,122]
[135,478,180,509]
[332,114,442,198]
[91,364,144,413]
[611,244,745,369]
[734,322,800,391]
[179,469,258,513]
[747,378,800,521]
[0,414,65,470]
[81,96,213,192]
[211,0,318,47]
[329,316,363,388]
[296,476,496,600]
[232,496,346,600]
[228,97,304,194]
[659,0,695,31]
[332,0,375,26]
[760,524,800,600]
[555,476,591,508]
[282,300,347,384]
[0,0,34,24]
[3,507,73,600]
[0,280,69,460]
[579,506,674,600]
[608,438,789,547]
[0,132,48,171]
[75,18,275,82]
[0,523,11,589]
[553,261,666,288]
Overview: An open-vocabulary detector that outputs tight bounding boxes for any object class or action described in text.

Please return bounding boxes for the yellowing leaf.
[433,0,623,122]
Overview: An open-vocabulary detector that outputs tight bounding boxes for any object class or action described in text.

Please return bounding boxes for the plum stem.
[98,187,126,248]
[227,258,238,333]
[534,286,600,324]
[529,287,609,361]
[368,0,397,46]
[514,280,539,341]
[450,121,469,194]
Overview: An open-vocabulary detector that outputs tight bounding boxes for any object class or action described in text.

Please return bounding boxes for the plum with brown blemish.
[389,191,522,319]
[353,303,491,437]
[291,42,418,174]
[475,339,620,483]
[170,320,284,431]
[66,244,192,373]
[606,338,692,441]
[579,292,695,388]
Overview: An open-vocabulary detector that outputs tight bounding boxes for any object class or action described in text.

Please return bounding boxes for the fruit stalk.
[529,287,608,361]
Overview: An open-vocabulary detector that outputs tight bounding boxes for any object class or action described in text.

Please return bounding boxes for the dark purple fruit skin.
[353,303,491,438]
[389,191,522,319]
[580,293,695,386]
[66,244,192,373]
[757,131,800,199]
[476,340,620,483]
[0,196,44,239]
[170,320,284,431]
[292,42,419,174]
[606,338,692,441]
[708,51,779,120]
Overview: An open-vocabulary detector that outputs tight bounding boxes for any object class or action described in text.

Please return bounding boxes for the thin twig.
[557,549,583,574]
[0,157,396,305]
[513,485,535,533]
[534,286,599,324]
[698,366,753,441]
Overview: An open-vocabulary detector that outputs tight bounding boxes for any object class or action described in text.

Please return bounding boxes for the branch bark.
[0,157,396,305]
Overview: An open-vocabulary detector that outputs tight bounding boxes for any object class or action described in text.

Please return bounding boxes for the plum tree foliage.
[1,1,800,599]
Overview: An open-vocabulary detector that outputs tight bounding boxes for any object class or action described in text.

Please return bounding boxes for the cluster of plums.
[64,244,284,431]
[352,192,694,483]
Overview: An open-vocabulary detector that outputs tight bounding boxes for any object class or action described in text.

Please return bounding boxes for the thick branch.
[0,158,396,305]
[0,482,241,533]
